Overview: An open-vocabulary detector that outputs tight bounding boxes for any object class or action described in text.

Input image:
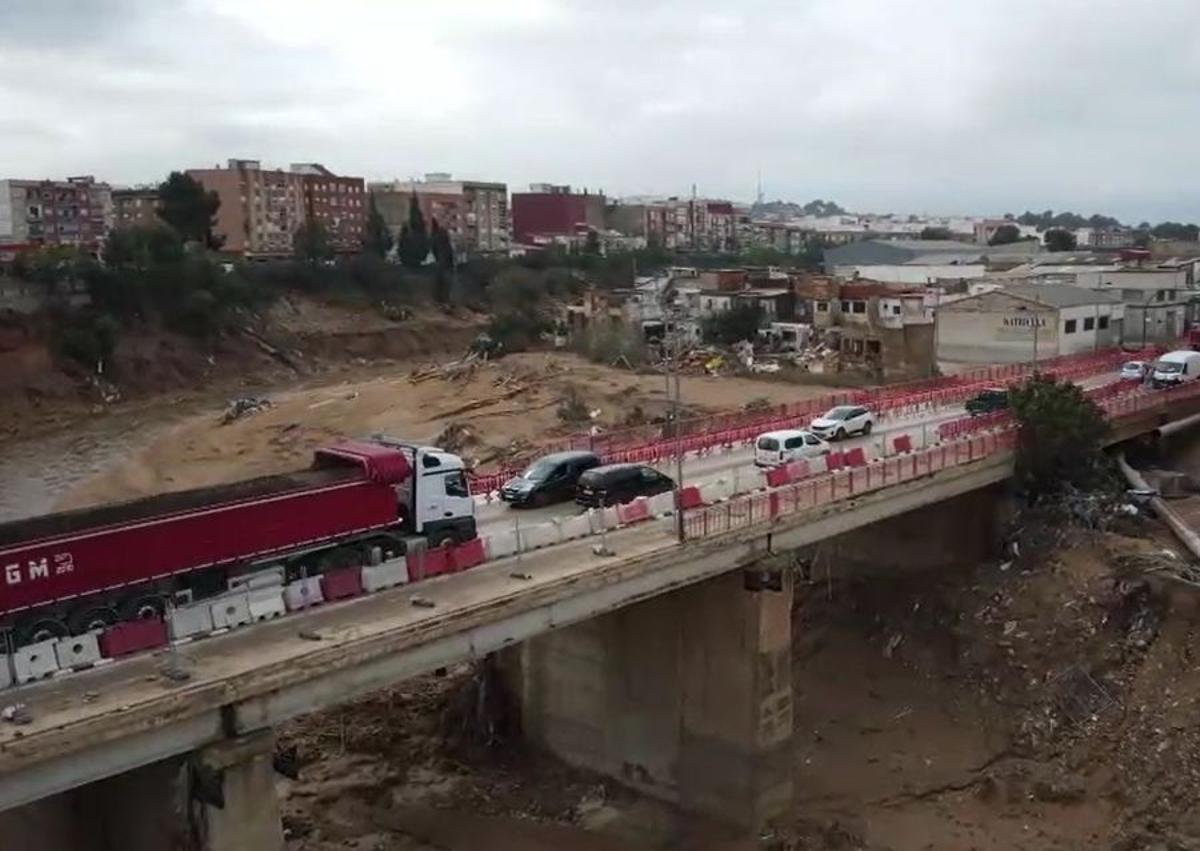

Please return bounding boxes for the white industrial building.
[937,284,1124,365]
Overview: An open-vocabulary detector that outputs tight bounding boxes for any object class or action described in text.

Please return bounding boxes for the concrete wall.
[938,290,1061,363]
[503,568,793,830]
[836,263,986,284]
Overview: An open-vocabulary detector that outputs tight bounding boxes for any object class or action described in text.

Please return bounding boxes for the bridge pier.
[501,566,794,832]
[0,731,282,851]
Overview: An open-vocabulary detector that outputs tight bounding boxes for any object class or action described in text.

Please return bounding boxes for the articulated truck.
[0,438,475,646]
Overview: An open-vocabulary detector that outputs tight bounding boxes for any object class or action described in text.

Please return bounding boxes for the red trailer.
[0,440,470,644]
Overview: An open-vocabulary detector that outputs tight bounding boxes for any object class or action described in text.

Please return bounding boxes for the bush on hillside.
[1009,373,1112,500]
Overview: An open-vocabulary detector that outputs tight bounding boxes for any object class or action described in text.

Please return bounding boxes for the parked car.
[809,405,875,441]
[500,450,600,507]
[1152,350,1200,389]
[965,388,1009,416]
[576,463,675,508]
[754,429,831,467]
[1120,360,1149,381]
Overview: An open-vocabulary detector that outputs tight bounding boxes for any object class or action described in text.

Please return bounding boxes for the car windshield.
[1157,361,1184,374]
[520,458,558,481]
[1122,362,1143,371]
[823,407,856,420]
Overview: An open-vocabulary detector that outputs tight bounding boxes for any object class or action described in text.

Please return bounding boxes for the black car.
[965,388,1009,416]
[500,451,600,507]
[576,463,675,508]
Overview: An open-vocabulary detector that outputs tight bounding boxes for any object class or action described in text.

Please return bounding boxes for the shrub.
[1009,373,1112,499]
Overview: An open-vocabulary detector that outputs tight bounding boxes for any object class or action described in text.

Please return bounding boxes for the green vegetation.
[1043,228,1078,252]
[293,220,334,265]
[1009,374,1111,500]
[397,193,430,270]
[364,194,394,258]
[157,172,221,247]
[988,223,1022,245]
[702,302,764,345]
[920,226,955,241]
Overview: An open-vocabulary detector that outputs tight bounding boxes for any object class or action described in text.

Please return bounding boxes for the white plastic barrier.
[700,479,735,503]
[169,600,215,640]
[648,492,676,516]
[362,558,409,593]
[0,654,11,690]
[808,454,829,476]
[589,506,620,534]
[247,586,287,622]
[13,638,59,684]
[284,576,325,612]
[54,633,102,671]
[484,530,519,560]
[520,522,560,551]
[558,514,592,541]
[210,591,252,630]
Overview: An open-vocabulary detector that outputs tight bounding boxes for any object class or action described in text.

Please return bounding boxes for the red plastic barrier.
[407,546,451,581]
[765,466,791,488]
[785,459,811,481]
[679,486,704,510]
[893,434,914,453]
[99,618,168,659]
[321,566,363,601]
[452,538,486,571]
[618,497,651,525]
[826,452,845,472]
[843,447,867,468]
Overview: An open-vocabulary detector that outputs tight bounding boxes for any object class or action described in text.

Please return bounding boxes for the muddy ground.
[276,523,1200,851]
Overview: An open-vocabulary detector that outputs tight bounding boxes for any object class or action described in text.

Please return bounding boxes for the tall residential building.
[0,176,113,250]
[368,173,509,255]
[510,183,605,245]
[187,160,304,256]
[112,187,162,229]
[643,197,738,251]
[290,163,366,253]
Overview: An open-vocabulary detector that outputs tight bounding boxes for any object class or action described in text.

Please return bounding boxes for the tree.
[1009,374,1110,500]
[920,226,954,241]
[988,224,1021,245]
[293,220,334,265]
[103,226,184,271]
[702,303,765,345]
[1151,221,1200,242]
[430,219,455,305]
[157,172,221,247]
[1044,228,1077,252]
[397,193,430,270]
[364,193,394,258]
[583,229,602,256]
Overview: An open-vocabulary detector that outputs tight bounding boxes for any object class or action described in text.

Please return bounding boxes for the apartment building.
[112,187,161,229]
[186,160,304,256]
[291,163,366,254]
[370,173,509,254]
[643,198,739,251]
[0,176,113,250]
[510,183,604,246]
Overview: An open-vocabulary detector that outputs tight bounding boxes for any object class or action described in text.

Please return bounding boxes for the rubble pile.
[220,396,272,424]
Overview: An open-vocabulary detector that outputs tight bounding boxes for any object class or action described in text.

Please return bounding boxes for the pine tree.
[364,193,394,258]
[398,193,430,269]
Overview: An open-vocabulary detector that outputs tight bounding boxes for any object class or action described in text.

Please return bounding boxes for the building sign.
[1002,315,1047,328]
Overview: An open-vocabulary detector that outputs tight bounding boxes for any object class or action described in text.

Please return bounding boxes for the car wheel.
[835,428,847,441]
[861,421,872,436]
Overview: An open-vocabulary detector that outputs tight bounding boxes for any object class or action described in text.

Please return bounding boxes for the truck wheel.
[120,594,167,622]
[431,531,457,549]
[16,617,68,646]
[68,605,119,635]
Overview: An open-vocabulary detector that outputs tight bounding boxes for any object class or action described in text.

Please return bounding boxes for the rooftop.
[1001,283,1123,308]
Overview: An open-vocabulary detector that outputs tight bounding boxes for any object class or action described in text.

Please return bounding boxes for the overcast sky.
[4,0,1199,222]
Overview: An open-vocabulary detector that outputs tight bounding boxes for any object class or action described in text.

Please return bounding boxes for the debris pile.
[220,396,272,425]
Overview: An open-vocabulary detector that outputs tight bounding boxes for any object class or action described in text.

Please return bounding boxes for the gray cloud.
[3,0,1199,222]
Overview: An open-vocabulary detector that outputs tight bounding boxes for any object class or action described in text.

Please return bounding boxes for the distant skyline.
[4,0,1200,223]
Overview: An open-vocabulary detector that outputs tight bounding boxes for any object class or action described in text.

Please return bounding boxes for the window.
[1084,317,1095,331]
[444,471,469,498]
[852,301,866,314]
[867,339,882,355]
[804,434,822,446]
[1064,319,1077,334]
[840,300,850,312]
[784,436,805,450]
[1099,315,1109,330]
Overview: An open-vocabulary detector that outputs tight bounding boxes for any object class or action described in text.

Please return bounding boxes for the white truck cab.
[371,437,477,546]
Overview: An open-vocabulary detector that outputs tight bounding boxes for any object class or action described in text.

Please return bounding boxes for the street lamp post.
[660,290,686,543]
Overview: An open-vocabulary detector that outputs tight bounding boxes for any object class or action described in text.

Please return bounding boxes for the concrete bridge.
[1,382,1195,849]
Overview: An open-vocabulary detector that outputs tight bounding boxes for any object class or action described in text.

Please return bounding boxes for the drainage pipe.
[1117,453,1200,560]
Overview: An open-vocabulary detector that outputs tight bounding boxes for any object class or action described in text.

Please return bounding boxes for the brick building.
[111,187,162,229]
[0,176,113,250]
[644,197,739,251]
[510,183,605,246]
[370,173,509,255]
[291,163,366,253]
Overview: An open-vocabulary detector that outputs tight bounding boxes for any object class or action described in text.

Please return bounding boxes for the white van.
[1151,350,1200,388]
[755,429,830,467]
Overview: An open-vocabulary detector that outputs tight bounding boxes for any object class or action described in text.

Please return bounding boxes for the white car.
[1120,360,1148,381]
[755,429,831,467]
[810,405,875,441]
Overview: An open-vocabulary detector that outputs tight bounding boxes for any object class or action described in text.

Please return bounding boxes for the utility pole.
[660,285,686,543]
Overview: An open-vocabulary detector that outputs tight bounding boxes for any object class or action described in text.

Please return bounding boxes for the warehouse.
[936,284,1124,365]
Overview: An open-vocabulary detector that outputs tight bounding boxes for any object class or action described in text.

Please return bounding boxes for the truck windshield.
[1157,361,1184,374]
